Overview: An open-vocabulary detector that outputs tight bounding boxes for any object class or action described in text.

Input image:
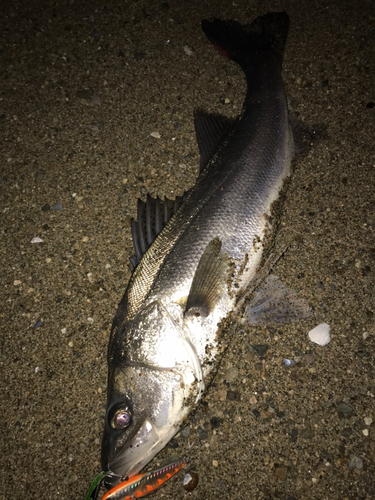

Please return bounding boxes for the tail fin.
[201,12,289,67]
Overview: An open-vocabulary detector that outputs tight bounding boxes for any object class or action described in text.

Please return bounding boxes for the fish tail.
[201,12,289,69]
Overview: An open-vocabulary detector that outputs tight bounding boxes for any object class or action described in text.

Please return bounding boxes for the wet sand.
[1,0,374,499]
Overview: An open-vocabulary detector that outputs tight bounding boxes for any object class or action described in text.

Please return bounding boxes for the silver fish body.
[102,12,297,486]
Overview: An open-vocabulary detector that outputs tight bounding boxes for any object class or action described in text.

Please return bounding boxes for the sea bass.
[101,11,306,487]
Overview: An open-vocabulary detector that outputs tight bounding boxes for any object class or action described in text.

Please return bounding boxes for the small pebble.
[308,323,330,346]
[89,94,103,106]
[68,341,74,348]
[30,237,43,244]
[82,236,90,243]
[181,426,190,438]
[87,317,94,324]
[63,471,78,485]
[150,131,161,139]
[183,46,193,56]
[183,472,198,491]
[283,358,295,367]
[33,319,43,329]
[51,202,63,211]
[363,331,369,340]
[105,263,111,269]
[224,366,238,382]
[336,402,354,416]
[13,280,22,286]
[274,466,288,481]
[348,455,363,469]
[249,395,257,405]
[364,417,373,426]
[362,429,369,436]
[212,460,219,467]
[35,367,39,373]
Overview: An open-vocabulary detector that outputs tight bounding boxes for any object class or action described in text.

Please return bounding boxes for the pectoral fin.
[185,238,229,318]
[244,274,312,324]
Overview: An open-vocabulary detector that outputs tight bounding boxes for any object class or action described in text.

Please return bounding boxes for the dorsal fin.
[185,238,229,318]
[130,193,187,269]
[194,110,236,171]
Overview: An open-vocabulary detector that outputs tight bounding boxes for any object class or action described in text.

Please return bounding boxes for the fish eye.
[111,406,132,430]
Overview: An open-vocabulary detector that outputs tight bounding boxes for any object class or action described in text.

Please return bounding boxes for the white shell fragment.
[283,358,295,367]
[308,323,330,346]
[150,131,161,139]
[30,236,43,244]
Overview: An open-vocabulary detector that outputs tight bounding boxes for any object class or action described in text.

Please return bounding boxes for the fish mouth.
[103,419,179,489]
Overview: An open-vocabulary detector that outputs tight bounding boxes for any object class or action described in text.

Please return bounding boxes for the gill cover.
[102,300,204,482]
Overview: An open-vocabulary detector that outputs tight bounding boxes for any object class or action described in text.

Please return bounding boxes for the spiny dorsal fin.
[194,110,236,172]
[185,238,229,318]
[130,193,187,269]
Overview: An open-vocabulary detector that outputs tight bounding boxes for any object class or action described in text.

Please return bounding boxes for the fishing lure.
[101,458,186,500]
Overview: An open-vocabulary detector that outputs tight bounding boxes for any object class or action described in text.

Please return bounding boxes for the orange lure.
[101,459,186,500]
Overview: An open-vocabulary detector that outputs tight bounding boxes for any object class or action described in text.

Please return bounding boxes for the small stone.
[87,317,94,324]
[41,203,50,212]
[183,472,198,491]
[214,389,227,401]
[105,263,111,269]
[30,237,43,244]
[61,328,67,334]
[308,323,330,345]
[348,455,363,469]
[300,427,315,439]
[249,395,257,405]
[364,417,373,426]
[251,344,269,357]
[181,426,190,438]
[210,417,221,429]
[212,460,219,467]
[63,470,78,485]
[68,341,74,347]
[274,466,288,480]
[35,367,39,373]
[150,131,161,139]
[260,409,271,419]
[224,97,230,104]
[224,366,238,382]
[226,390,240,401]
[46,258,52,263]
[303,353,316,364]
[362,429,369,436]
[183,46,193,56]
[284,358,295,367]
[89,94,103,106]
[336,402,354,417]
[198,428,208,440]
[51,202,63,211]
[82,236,90,243]
[76,89,94,100]
[13,280,22,286]
[33,319,43,329]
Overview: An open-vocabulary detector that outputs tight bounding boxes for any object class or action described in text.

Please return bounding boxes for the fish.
[101,11,310,488]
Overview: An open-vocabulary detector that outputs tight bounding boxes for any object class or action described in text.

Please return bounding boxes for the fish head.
[101,300,203,487]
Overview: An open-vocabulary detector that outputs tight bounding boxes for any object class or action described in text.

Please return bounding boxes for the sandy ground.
[1,0,375,499]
